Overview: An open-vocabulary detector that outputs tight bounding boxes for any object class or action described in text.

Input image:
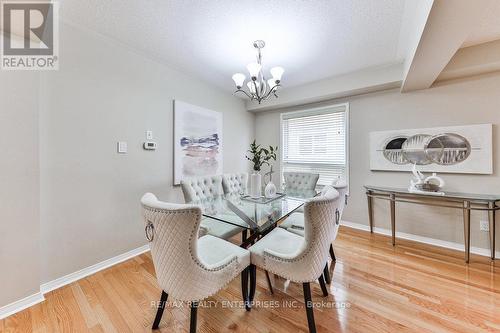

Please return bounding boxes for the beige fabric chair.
[181,176,243,240]
[283,172,319,191]
[279,182,348,284]
[248,188,341,333]
[141,193,250,332]
[180,175,225,202]
[222,173,248,196]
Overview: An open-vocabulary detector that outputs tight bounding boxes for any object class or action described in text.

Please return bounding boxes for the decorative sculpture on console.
[408,164,445,195]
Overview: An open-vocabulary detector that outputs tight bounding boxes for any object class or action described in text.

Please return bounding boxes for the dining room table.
[195,189,317,248]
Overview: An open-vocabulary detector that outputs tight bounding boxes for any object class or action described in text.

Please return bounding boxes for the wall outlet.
[480,220,489,232]
[146,130,153,140]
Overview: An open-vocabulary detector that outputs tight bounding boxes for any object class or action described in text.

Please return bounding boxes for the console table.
[364,185,500,263]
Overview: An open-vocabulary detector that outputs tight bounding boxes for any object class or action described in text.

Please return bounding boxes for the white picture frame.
[369,124,492,174]
[173,100,223,184]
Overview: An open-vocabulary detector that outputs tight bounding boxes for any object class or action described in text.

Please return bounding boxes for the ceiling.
[462,1,500,48]
[60,0,408,92]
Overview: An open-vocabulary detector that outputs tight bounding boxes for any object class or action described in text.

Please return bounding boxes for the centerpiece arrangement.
[245,140,277,198]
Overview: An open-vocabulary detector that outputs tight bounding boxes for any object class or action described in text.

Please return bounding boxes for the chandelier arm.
[262,84,280,100]
[234,89,254,99]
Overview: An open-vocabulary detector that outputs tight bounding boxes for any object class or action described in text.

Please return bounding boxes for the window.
[281,103,348,187]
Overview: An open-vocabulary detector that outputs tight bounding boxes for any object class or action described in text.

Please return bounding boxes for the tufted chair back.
[180,175,224,203]
[264,187,341,282]
[222,173,248,196]
[283,172,319,191]
[141,193,243,301]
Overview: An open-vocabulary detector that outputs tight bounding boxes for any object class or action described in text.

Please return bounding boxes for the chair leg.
[265,270,274,294]
[248,264,257,310]
[190,301,198,333]
[323,263,331,284]
[242,229,248,243]
[152,290,168,329]
[318,274,328,297]
[329,244,336,262]
[303,283,317,333]
[241,267,249,309]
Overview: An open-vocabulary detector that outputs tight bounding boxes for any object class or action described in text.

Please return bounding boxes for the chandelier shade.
[270,66,284,81]
[232,40,283,104]
[246,62,262,79]
[232,73,246,88]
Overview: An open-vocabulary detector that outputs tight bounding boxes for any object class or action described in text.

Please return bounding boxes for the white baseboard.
[40,244,150,294]
[341,220,500,258]
[0,292,45,320]
[1,244,150,320]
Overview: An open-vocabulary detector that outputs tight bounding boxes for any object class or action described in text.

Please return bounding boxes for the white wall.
[255,72,500,251]
[0,20,254,309]
[37,22,254,283]
[0,71,40,306]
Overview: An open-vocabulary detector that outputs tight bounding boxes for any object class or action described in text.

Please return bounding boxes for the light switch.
[146,131,153,140]
[117,141,127,154]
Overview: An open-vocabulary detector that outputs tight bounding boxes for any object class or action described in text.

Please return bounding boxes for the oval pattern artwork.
[382,136,408,164]
[383,133,471,166]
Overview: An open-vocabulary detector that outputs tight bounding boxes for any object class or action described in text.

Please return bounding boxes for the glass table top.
[197,191,316,233]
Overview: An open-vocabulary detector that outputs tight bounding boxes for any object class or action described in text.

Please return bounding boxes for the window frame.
[279,102,350,192]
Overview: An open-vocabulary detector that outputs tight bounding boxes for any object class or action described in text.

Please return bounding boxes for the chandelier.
[232,40,284,104]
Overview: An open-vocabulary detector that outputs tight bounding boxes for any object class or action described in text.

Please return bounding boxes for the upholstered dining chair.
[279,181,348,282]
[283,172,320,191]
[247,188,341,333]
[141,193,251,332]
[222,173,248,197]
[329,180,348,261]
[181,175,243,240]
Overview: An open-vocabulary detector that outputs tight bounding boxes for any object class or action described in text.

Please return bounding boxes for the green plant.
[245,140,278,172]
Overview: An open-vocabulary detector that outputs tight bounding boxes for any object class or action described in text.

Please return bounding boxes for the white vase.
[250,172,262,198]
[264,181,277,198]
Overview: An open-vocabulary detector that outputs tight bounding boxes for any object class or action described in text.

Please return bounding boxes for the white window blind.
[281,104,348,186]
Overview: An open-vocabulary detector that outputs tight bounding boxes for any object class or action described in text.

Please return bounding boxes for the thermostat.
[143,141,157,150]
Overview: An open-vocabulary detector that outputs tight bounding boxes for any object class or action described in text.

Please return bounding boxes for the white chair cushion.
[201,218,243,239]
[198,235,250,268]
[249,228,304,268]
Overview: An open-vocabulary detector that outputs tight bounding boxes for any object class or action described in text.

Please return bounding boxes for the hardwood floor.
[2,226,500,333]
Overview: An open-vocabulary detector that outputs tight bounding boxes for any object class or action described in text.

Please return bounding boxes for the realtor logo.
[1,1,59,70]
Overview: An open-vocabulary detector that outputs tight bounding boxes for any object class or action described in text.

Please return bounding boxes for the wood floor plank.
[2,226,500,332]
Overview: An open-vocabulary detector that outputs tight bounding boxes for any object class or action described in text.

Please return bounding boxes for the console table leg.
[488,202,496,260]
[463,201,471,263]
[367,190,374,233]
[390,193,396,246]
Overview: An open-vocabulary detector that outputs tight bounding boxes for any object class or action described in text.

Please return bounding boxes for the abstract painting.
[369,124,492,174]
[174,100,223,184]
